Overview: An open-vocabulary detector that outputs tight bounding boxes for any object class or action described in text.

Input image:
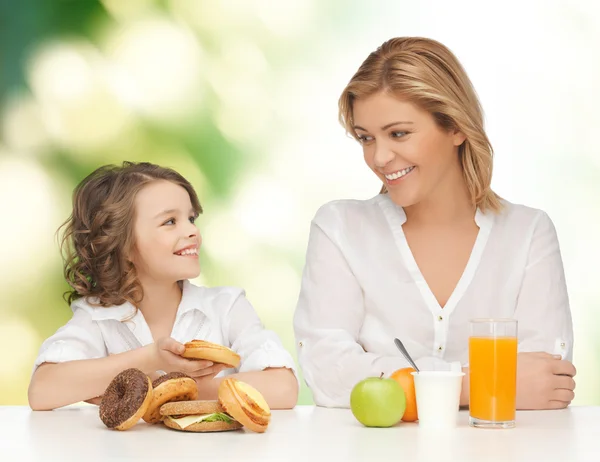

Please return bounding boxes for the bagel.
[142,371,198,424]
[181,340,241,368]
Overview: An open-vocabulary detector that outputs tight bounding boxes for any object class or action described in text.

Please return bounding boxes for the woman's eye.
[358,134,374,143]
[391,131,408,138]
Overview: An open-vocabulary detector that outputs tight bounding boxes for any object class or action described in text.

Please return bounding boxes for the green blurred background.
[1,0,598,407]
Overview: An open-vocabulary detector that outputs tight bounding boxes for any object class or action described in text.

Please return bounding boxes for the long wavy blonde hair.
[59,161,202,308]
[339,37,502,212]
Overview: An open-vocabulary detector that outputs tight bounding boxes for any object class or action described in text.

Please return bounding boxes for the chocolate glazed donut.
[99,368,153,431]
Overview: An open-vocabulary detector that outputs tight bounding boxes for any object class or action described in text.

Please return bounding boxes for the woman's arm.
[460,211,575,411]
[513,210,575,409]
[514,211,574,360]
[293,214,453,408]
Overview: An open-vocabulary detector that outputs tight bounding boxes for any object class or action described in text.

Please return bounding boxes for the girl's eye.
[163,218,175,226]
[189,216,196,224]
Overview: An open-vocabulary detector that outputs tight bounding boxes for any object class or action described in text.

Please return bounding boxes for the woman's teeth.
[385,166,414,180]
[175,248,198,256]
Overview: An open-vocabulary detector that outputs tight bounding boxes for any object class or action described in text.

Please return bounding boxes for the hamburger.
[160,378,271,433]
[161,400,242,432]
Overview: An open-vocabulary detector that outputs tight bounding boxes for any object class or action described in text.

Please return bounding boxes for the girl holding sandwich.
[29,161,298,411]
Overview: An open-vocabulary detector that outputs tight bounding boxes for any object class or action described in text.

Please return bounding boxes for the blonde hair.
[338,37,502,212]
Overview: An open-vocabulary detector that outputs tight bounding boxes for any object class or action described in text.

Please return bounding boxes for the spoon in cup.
[394,337,420,373]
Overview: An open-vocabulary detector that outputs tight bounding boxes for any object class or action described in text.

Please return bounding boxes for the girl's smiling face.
[130,180,201,284]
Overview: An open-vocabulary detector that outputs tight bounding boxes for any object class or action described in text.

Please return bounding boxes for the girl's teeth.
[177,248,198,256]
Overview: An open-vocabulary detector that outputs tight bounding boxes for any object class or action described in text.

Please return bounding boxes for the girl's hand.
[146,337,216,379]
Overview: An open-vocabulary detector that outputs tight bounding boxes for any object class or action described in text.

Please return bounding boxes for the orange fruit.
[390,367,418,422]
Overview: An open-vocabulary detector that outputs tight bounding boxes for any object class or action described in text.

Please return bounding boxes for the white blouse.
[293,194,573,408]
[33,280,298,382]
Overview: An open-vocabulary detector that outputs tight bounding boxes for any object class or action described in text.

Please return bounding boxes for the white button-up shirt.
[34,280,297,381]
[293,194,573,407]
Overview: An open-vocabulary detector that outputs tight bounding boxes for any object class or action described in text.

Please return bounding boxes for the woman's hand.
[516,352,576,410]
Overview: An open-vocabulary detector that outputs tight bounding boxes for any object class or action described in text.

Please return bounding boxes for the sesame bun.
[160,399,224,417]
[182,340,241,368]
[160,400,242,433]
[162,417,242,432]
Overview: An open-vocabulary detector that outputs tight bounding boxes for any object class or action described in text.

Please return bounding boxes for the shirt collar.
[76,280,202,321]
[378,193,496,230]
[474,206,495,232]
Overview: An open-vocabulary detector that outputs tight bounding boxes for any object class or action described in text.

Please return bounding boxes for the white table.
[0,405,597,461]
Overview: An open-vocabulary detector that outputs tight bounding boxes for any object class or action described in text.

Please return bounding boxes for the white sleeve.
[293,216,452,408]
[32,308,108,374]
[513,211,574,361]
[222,290,298,382]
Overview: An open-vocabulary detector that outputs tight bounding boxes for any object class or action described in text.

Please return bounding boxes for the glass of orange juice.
[469,318,517,429]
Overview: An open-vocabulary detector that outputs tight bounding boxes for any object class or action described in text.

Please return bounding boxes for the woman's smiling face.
[352,91,466,208]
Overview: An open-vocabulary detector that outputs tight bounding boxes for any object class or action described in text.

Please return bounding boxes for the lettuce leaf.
[201,413,234,423]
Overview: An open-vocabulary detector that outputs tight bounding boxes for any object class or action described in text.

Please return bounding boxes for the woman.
[293,37,575,409]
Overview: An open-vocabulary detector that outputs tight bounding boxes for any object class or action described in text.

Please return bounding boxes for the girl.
[29,161,298,410]
[293,37,576,409]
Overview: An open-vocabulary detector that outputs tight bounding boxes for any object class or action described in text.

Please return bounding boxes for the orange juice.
[469,336,517,422]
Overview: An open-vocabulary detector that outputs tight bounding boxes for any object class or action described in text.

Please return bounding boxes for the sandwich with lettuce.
[160,378,271,433]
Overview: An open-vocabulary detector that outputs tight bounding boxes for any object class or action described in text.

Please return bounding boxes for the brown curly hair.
[58,161,202,307]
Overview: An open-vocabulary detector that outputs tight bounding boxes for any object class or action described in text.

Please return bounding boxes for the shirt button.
[437,316,443,321]
[299,341,303,347]
[438,346,443,351]
[560,342,566,348]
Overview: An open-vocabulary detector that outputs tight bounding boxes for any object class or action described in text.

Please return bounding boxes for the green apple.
[350,374,406,427]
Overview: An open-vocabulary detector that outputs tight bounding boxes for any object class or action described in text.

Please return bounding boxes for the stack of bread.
[97,340,271,433]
